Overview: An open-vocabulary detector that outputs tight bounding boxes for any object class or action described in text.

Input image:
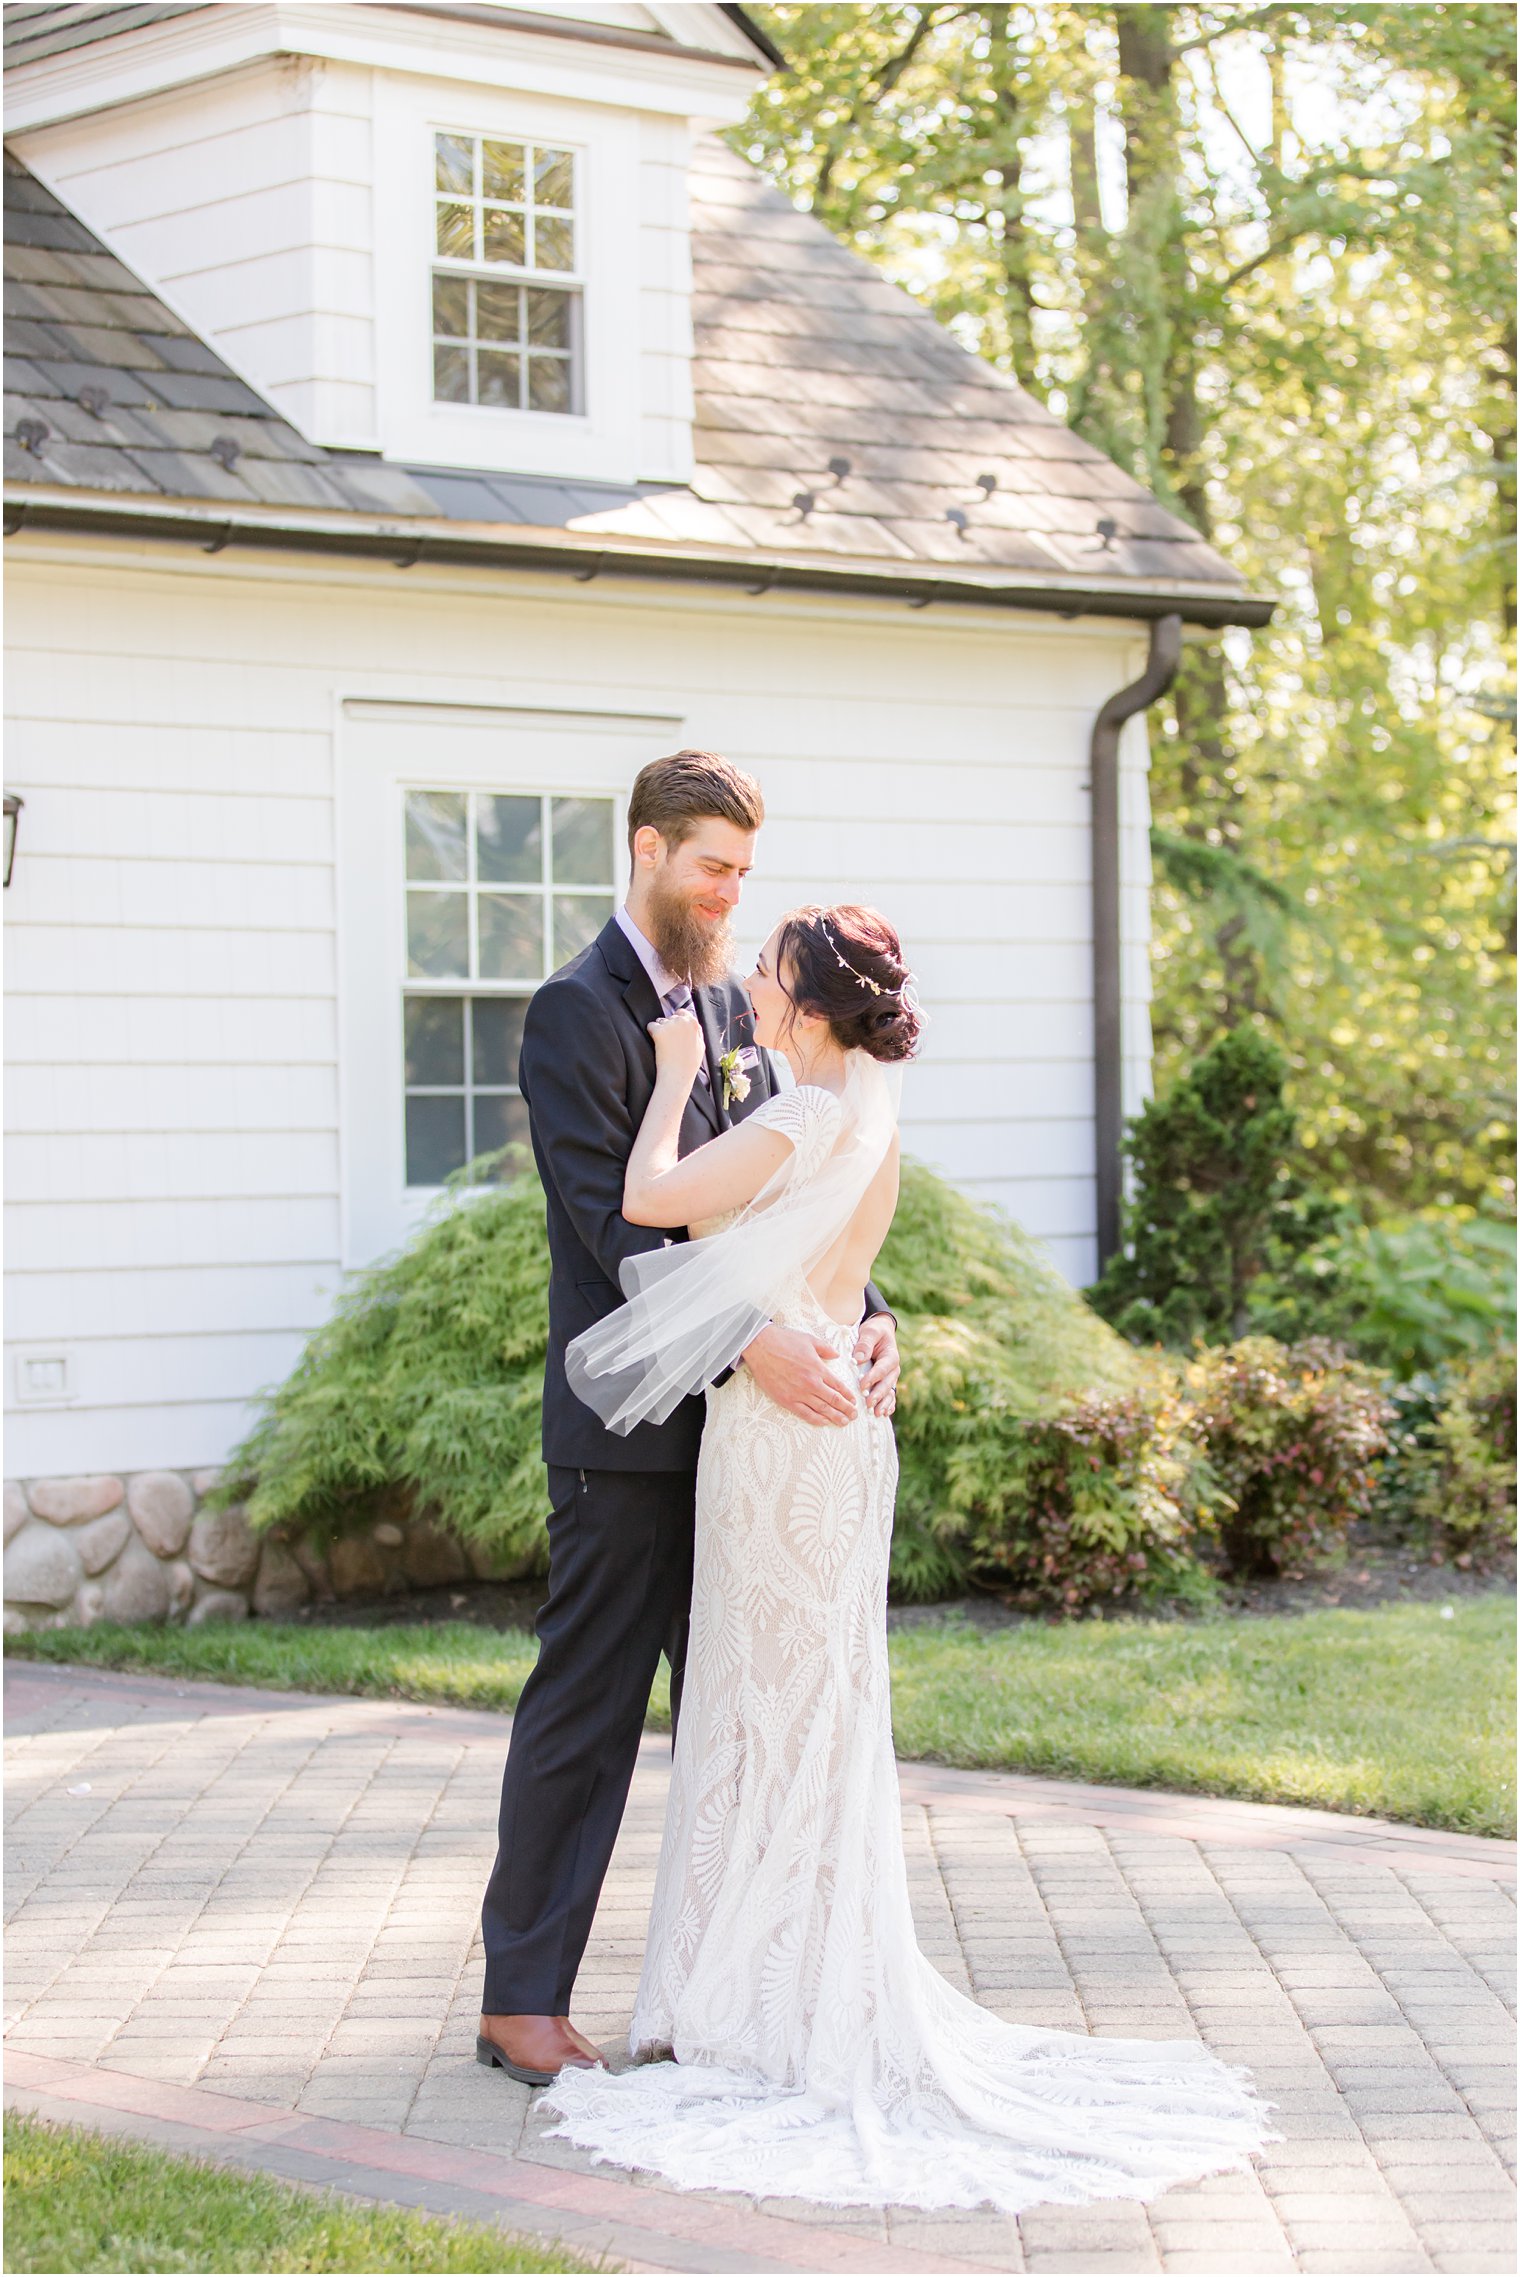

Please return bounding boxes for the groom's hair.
[627,750,764,860]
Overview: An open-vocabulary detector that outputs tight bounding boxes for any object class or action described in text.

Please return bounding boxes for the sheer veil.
[565,1050,900,1436]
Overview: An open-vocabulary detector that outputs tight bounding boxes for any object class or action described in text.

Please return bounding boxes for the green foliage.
[216,1151,1147,1600]
[1376,1345,1517,1563]
[213,1150,551,1569]
[1183,1335,1394,1577]
[738,4,1516,1219]
[1316,1213,1517,1376]
[958,1374,1211,1613]
[876,1161,1143,1598]
[1089,1026,1347,1345]
[2,2114,597,2274]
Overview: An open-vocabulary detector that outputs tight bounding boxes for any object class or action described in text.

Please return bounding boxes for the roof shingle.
[4,138,1254,609]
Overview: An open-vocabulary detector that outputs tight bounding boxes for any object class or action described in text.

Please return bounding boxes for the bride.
[544,903,1272,2213]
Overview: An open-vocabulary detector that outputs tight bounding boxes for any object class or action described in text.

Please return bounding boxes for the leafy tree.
[736,3,1516,1216]
[1088,1026,1344,1341]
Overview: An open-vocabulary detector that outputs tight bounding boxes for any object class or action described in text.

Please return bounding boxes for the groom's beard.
[646,876,733,991]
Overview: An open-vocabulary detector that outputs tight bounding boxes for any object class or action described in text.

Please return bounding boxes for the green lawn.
[7,1592,1513,1836]
[2,2113,603,2274]
[888,1596,1515,1837]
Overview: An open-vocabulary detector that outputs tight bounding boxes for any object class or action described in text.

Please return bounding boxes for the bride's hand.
[649,1008,707,1086]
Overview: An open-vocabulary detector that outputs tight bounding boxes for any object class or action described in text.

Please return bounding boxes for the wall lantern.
[3,794,22,888]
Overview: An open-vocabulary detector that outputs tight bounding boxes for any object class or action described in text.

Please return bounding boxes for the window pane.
[405,789,468,880]
[534,149,574,209]
[407,1093,467,1186]
[476,281,522,343]
[479,894,544,981]
[435,133,474,195]
[472,995,529,1086]
[533,215,574,271]
[482,207,527,266]
[525,288,571,350]
[551,796,613,885]
[433,342,471,401]
[476,794,542,882]
[478,353,521,407]
[527,354,571,414]
[436,201,475,258]
[407,890,469,979]
[481,139,525,201]
[553,892,612,968]
[432,275,470,337]
[473,1092,531,1164]
[405,994,465,1086]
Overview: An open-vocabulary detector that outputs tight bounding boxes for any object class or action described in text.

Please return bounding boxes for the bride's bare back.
[806,1132,900,1326]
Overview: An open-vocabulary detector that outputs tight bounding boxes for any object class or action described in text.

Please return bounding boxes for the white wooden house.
[2,1,1268,1613]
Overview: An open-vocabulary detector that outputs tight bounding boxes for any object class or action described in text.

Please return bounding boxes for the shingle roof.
[3,139,1262,618]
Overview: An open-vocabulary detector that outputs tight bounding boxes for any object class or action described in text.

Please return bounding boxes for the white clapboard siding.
[4,1196,342,1275]
[15,1400,280,1479]
[4,1063,337,1137]
[14,1328,317,1413]
[14,56,380,445]
[5,1129,337,1207]
[7,927,335,1000]
[6,1261,341,1343]
[6,996,338,1070]
[5,543,1153,1471]
[4,786,333,866]
[6,720,334,798]
[637,112,696,482]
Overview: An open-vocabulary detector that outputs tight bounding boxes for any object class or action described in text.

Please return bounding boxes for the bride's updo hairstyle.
[776,904,922,1063]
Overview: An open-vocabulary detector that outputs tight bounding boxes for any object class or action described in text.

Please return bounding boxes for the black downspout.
[1090,612,1183,1271]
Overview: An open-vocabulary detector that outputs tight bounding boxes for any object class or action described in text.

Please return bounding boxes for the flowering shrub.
[959,1372,1214,1613]
[1183,1336,1394,1577]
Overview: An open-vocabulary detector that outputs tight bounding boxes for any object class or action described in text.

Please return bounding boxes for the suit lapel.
[693,988,730,1134]
[598,916,719,1143]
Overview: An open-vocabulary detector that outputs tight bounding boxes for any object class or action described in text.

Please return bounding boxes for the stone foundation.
[2,1471,512,1633]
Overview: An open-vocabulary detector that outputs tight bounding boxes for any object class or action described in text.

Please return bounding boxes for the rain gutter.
[0,492,1276,630]
[1090,613,1184,1272]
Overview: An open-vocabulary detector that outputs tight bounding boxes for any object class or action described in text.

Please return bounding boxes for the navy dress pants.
[480,1464,696,2017]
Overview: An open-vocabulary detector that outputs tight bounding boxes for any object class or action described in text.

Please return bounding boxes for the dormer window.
[431,131,581,415]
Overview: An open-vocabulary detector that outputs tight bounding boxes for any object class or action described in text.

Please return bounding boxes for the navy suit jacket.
[519,914,886,1473]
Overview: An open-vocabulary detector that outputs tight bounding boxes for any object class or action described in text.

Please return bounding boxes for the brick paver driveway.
[5,1661,1514,2274]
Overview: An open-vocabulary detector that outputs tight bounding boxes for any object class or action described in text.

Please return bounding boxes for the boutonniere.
[718,1044,759,1111]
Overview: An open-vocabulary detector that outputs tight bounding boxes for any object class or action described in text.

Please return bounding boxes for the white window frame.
[400,784,620,1190]
[337,699,681,1269]
[373,74,643,481]
[430,129,584,417]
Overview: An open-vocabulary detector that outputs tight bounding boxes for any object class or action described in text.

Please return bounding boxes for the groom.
[478,750,901,2084]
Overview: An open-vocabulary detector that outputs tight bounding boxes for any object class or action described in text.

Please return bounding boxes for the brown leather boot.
[476,2013,606,2088]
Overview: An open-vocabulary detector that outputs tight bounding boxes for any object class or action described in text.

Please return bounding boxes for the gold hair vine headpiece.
[817,917,911,1001]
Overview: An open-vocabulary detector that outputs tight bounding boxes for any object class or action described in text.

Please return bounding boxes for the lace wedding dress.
[543,1086,1273,2212]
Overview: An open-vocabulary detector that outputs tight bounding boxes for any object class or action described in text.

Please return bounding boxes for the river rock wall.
[2,1471,505,1632]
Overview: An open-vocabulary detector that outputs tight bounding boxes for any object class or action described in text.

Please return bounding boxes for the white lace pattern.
[542,1086,1274,2211]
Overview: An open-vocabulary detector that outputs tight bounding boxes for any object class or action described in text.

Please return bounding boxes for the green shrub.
[1376,1346,1517,1565]
[958,1373,1216,1613]
[214,1150,551,1570]
[217,1150,1148,1602]
[1183,1335,1394,1577]
[877,1163,1143,1598]
[1088,1028,1349,1347]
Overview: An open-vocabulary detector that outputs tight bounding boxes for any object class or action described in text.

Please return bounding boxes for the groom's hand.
[740,1324,857,1426]
[853,1314,901,1418]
